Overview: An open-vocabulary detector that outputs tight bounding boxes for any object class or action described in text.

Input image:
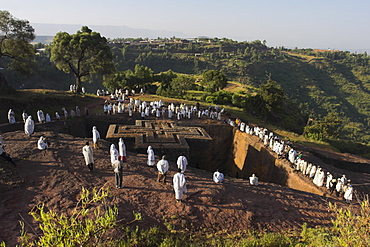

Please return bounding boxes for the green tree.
[156,71,194,98]
[0,10,35,84]
[50,26,114,93]
[133,64,154,87]
[258,79,286,112]
[170,74,195,95]
[303,112,344,141]
[201,70,227,93]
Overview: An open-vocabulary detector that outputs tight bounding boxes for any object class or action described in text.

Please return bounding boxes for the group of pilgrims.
[3,88,355,203]
[7,107,85,159]
[8,106,82,127]
[232,119,355,203]
[86,125,189,202]
[3,106,83,166]
[100,88,225,121]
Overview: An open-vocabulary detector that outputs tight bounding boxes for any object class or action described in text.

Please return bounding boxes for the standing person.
[173,168,187,202]
[103,104,108,115]
[118,138,127,162]
[22,110,28,123]
[147,146,155,166]
[45,113,51,122]
[37,110,45,123]
[92,126,100,149]
[343,184,353,203]
[213,169,224,183]
[326,172,333,189]
[110,144,119,165]
[62,107,68,119]
[156,155,169,183]
[24,116,35,137]
[8,109,16,124]
[329,178,337,195]
[177,153,188,173]
[82,141,94,171]
[113,159,123,188]
[76,106,81,117]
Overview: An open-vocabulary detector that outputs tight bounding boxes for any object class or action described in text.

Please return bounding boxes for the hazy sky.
[2,0,370,51]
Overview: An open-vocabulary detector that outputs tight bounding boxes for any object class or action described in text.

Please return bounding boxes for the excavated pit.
[47,115,370,196]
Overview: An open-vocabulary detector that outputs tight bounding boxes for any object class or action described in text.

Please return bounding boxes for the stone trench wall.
[185,124,324,195]
[229,129,324,195]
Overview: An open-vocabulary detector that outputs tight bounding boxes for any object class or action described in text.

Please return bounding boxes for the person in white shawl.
[37,110,45,123]
[24,116,35,137]
[249,174,258,185]
[22,110,28,123]
[326,172,333,189]
[117,102,123,113]
[8,109,16,124]
[156,155,169,183]
[110,144,119,165]
[82,141,94,171]
[118,138,127,162]
[168,109,173,119]
[316,169,325,187]
[344,184,353,203]
[173,168,187,202]
[37,136,48,150]
[147,146,155,166]
[213,170,224,183]
[45,113,51,122]
[92,126,100,149]
[309,165,317,179]
[176,154,188,173]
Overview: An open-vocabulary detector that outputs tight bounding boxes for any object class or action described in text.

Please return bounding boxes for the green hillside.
[3,38,370,144]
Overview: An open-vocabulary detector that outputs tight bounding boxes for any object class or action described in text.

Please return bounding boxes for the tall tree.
[50,26,114,93]
[0,10,35,93]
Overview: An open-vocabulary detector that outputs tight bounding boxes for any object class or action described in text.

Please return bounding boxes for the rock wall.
[229,129,324,195]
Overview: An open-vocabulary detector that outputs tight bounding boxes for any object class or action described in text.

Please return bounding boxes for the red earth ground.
[0,98,368,246]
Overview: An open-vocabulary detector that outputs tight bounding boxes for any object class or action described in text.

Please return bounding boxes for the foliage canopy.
[0,10,35,76]
[50,26,114,93]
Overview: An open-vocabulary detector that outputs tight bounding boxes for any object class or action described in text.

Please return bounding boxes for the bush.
[19,187,141,246]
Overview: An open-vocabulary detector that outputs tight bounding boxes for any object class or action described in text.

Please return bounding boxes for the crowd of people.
[230,119,354,203]
[1,88,356,203]
[100,88,225,122]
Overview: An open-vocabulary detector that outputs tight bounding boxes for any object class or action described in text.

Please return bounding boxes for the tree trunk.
[0,73,17,95]
[75,76,82,94]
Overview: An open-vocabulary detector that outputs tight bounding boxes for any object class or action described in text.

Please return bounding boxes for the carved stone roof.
[106,120,212,150]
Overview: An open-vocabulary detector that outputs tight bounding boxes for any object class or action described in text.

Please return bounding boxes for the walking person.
[177,153,188,173]
[82,141,94,172]
[173,168,187,202]
[156,155,169,183]
[113,159,123,188]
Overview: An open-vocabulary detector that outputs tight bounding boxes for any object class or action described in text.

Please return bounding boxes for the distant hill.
[32,35,54,44]
[32,23,190,39]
